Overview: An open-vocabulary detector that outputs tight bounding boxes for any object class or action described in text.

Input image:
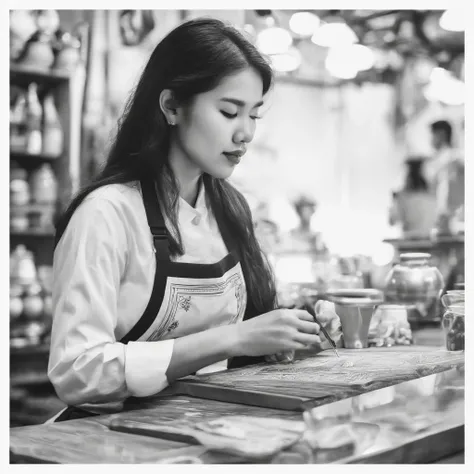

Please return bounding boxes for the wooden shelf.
[10,150,62,163]
[10,344,50,357]
[10,63,71,86]
[383,235,465,251]
[10,229,55,238]
[10,372,51,387]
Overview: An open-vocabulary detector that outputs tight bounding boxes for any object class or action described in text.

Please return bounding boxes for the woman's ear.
[159,89,179,126]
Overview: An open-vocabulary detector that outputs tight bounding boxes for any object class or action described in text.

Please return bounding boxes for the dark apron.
[55,180,263,422]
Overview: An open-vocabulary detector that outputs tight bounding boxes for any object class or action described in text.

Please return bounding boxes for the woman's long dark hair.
[55,17,277,316]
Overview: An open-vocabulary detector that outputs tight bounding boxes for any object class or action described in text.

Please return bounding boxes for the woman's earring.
[168,120,175,126]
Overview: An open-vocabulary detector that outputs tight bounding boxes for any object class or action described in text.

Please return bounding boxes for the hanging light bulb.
[439,10,465,32]
[325,44,375,79]
[424,80,464,106]
[289,11,320,37]
[311,21,358,47]
[424,67,464,105]
[430,67,450,81]
[349,44,375,71]
[270,46,302,72]
[256,27,293,55]
[325,47,358,79]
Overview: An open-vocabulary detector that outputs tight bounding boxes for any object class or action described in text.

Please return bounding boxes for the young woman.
[47,18,326,422]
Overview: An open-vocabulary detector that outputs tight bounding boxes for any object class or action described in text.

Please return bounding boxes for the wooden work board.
[164,347,464,411]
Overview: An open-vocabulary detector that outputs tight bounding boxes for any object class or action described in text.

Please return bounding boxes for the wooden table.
[10,344,464,464]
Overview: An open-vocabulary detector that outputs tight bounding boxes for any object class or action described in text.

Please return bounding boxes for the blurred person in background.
[281,195,328,254]
[389,157,437,238]
[46,18,344,422]
[425,120,464,233]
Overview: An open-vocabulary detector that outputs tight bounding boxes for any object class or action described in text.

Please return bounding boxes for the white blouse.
[48,181,230,408]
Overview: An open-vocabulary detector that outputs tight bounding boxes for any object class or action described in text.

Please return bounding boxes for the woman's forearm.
[165,323,242,382]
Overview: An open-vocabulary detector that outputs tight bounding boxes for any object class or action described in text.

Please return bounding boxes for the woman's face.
[172,67,265,179]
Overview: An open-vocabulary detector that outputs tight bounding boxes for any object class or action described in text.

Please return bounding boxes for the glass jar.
[441,292,465,352]
[384,253,444,307]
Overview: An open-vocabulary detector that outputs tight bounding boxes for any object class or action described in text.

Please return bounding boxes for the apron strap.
[140,179,171,261]
[120,179,171,344]
[120,254,169,344]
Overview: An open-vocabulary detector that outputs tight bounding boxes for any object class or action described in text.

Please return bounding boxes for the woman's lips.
[223,152,242,165]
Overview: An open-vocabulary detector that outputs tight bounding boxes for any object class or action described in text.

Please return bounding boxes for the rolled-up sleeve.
[48,194,174,406]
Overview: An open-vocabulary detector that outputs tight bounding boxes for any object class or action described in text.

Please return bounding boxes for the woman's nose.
[233,120,255,144]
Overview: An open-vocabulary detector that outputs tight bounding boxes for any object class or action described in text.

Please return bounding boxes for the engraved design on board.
[146,264,247,341]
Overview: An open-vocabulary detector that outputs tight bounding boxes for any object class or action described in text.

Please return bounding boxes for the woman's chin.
[206,165,236,180]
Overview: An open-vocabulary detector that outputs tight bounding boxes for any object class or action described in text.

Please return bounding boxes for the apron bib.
[53,179,263,422]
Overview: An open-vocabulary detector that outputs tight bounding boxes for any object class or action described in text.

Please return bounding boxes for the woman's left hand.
[302,300,342,353]
[316,300,343,348]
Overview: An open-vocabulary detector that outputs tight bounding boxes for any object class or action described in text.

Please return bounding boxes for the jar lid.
[400,253,431,262]
[325,288,384,306]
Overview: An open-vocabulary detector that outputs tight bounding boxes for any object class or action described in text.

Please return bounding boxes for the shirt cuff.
[124,340,174,397]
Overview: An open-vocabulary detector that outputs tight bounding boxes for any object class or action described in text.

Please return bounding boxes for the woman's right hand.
[235,309,321,357]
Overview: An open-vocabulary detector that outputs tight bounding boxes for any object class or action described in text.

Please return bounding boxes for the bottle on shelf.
[10,245,37,288]
[10,91,28,151]
[10,166,30,207]
[53,32,81,72]
[10,164,30,232]
[28,163,58,230]
[42,93,63,157]
[10,284,24,321]
[18,32,55,71]
[25,82,43,155]
[29,163,58,205]
[23,282,45,321]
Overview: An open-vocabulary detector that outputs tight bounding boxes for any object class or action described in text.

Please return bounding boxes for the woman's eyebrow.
[220,97,264,108]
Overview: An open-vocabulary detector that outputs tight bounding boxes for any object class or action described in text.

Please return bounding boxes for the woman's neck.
[168,141,202,207]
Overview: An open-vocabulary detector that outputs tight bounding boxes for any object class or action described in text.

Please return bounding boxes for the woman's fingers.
[295,319,320,334]
[292,309,316,323]
[265,354,278,363]
[294,332,321,345]
[273,350,295,363]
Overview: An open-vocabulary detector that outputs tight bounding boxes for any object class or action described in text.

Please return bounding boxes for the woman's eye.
[250,116,262,120]
[221,111,237,119]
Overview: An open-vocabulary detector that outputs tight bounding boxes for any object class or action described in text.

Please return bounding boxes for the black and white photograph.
[8,5,467,466]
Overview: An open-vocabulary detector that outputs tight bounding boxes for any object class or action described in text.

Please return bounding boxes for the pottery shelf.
[10,60,86,268]
[383,236,464,251]
[10,229,55,238]
[11,343,50,357]
[9,26,88,430]
[10,63,71,86]
[11,150,62,164]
